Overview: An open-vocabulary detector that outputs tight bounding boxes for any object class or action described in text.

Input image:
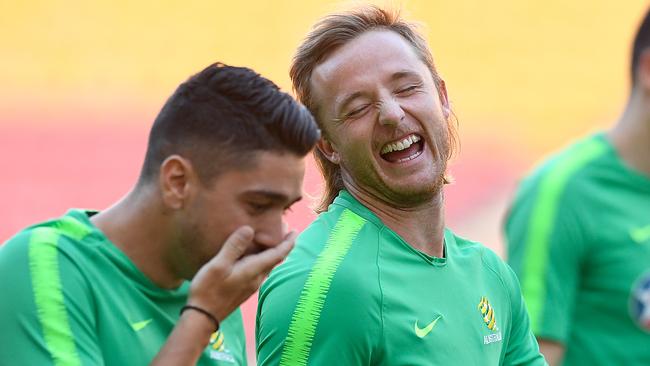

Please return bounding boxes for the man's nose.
[253,215,285,248]
[378,98,405,127]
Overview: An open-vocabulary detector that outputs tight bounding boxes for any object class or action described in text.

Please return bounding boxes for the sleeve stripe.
[29,227,82,366]
[521,137,607,332]
[279,209,366,366]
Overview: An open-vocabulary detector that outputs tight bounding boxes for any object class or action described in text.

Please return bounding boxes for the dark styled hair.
[632,7,650,85]
[290,5,458,212]
[139,62,320,185]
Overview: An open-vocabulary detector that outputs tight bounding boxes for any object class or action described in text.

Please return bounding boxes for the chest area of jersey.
[589,186,650,251]
[582,190,650,330]
[99,318,243,365]
[87,281,245,365]
[379,265,509,363]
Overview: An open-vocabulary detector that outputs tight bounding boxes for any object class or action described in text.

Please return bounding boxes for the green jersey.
[256,191,545,365]
[506,133,650,365]
[0,209,247,366]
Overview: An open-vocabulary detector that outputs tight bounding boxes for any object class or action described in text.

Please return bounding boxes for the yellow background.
[1,0,647,363]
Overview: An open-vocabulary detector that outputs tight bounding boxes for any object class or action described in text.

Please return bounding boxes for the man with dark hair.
[0,63,320,365]
[504,8,650,366]
[256,6,545,365]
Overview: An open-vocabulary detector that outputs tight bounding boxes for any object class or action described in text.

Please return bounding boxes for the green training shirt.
[0,209,247,366]
[506,133,650,365]
[256,190,545,365]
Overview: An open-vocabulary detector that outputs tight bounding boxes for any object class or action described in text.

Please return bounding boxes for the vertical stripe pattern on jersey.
[521,137,607,332]
[29,227,82,366]
[280,209,366,366]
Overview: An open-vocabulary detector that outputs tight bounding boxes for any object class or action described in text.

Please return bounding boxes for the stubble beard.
[346,162,447,210]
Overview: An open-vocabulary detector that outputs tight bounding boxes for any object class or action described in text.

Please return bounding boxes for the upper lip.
[380,133,422,155]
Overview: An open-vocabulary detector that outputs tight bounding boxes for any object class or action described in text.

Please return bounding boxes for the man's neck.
[607,91,650,177]
[90,188,183,289]
[345,185,446,258]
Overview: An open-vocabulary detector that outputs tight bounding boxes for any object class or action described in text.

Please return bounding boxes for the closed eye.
[241,191,301,216]
[247,200,298,216]
[343,104,371,121]
[395,83,422,96]
[247,202,273,215]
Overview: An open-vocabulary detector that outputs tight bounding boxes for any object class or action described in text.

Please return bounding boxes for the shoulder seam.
[480,249,514,329]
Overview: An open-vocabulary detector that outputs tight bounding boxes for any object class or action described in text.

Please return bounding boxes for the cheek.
[406,103,450,156]
[409,96,447,133]
[408,93,440,117]
[220,210,251,234]
[428,122,449,151]
[201,209,248,243]
[340,137,375,167]
[331,128,366,160]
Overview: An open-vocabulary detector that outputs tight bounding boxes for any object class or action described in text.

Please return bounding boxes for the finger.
[281,220,289,237]
[237,234,296,278]
[216,226,255,262]
[283,230,298,243]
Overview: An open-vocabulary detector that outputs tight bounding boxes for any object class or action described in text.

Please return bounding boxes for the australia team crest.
[207,330,236,363]
[478,296,502,344]
[478,296,498,331]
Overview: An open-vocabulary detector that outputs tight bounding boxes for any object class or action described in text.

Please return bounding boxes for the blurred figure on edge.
[505,8,650,366]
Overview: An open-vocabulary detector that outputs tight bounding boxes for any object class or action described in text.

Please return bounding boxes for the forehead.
[209,151,305,197]
[311,30,430,105]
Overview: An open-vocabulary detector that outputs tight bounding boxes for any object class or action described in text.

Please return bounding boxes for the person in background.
[505,8,650,366]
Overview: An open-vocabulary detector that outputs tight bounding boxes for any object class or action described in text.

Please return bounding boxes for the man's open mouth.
[380,133,424,163]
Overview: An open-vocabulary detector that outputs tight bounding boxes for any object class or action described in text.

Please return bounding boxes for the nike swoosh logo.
[414,315,442,338]
[131,319,153,331]
[630,225,650,244]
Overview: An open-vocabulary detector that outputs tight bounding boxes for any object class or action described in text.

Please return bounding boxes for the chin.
[396,189,439,206]
[387,177,445,205]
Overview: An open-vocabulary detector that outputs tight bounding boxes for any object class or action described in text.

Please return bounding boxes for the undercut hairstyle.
[138,62,320,185]
[632,7,650,85]
[290,5,458,212]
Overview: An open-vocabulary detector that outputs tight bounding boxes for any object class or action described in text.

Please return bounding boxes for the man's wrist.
[180,305,220,332]
[177,306,220,345]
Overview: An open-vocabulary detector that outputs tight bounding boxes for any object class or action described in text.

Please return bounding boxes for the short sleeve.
[505,174,588,343]
[0,229,103,365]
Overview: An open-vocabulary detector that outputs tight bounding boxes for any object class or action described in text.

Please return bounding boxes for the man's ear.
[437,79,451,119]
[317,137,340,164]
[638,49,650,93]
[159,155,196,210]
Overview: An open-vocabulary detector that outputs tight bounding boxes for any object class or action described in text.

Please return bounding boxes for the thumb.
[217,226,255,262]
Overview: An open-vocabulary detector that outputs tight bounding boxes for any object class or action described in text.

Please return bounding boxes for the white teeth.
[381,134,421,154]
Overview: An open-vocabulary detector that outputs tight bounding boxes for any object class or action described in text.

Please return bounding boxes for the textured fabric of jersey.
[506,133,650,365]
[0,209,247,366]
[256,190,545,365]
